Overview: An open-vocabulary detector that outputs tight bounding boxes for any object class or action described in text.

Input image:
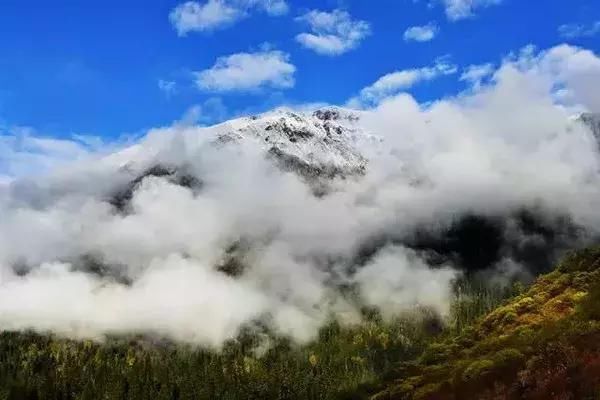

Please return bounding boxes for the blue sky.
[0,0,599,140]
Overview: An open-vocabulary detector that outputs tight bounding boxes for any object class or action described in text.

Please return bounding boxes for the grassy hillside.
[371,247,600,400]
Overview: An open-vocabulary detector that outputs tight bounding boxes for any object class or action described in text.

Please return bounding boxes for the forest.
[3,248,600,399]
[0,269,518,399]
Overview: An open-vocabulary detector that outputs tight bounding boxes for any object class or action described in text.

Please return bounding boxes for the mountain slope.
[369,247,600,400]
[3,108,600,400]
[3,247,600,400]
[105,107,380,207]
[580,113,600,142]
[215,107,373,177]
[114,107,377,180]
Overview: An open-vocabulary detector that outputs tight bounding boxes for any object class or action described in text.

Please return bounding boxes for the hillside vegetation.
[0,310,444,400]
[371,247,600,400]
[2,247,600,400]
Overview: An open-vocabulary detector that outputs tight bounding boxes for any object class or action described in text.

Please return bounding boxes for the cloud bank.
[350,56,457,107]
[1,44,600,348]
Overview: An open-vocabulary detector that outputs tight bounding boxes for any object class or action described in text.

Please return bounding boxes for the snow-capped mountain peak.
[102,107,382,210]
[214,107,373,177]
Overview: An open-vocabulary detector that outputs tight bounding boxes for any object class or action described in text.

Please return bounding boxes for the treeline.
[0,281,516,400]
[0,317,428,400]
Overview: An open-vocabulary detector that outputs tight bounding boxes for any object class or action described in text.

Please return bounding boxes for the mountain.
[3,108,600,399]
[580,112,600,141]
[72,107,598,282]
[106,107,381,208]
[3,246,600,400]
[108,108,599,211]
[369,246,600,400]
[110,108,599,193]
[212,107,375,179]
[117,107,378,179]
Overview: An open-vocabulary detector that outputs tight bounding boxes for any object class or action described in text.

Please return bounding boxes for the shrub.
[461,359,495,382]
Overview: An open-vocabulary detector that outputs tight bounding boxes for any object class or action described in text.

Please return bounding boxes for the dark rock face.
[266,147,365,197]
[408,215,505,272]
[409,211,582,276]
[507,210,583,275]
[74,254,133,285]
[215,241,252,278]
[268,147,346,180]
[322,122,343,137]
[313,109,341,121]
[265,119,314,143]
[110,165,202,212]
[313,108,359,122]
[211,108,369,190]
[580,113,600,141]
[352,209,585,278]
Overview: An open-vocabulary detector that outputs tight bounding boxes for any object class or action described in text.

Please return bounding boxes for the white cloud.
[350,56,458,106]
[169,0,288,36]
[175,98,228,126]
[195,50,296,92]
[0,128,104,180]
[559,21,600,39]
[507,44,600,112]
[253,0,288,16]
[355,246,457,318]
[2,44,600,346]
[295,9,371,56]
[170,0,243,35]
[403,22,439,42]
[158,79,176,98]
[441,0,503,21]
[460,63,495,88]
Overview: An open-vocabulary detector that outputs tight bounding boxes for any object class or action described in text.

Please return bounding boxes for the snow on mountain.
[102,107,382,210]
[215,107,374,176]
[110,107,382,187]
